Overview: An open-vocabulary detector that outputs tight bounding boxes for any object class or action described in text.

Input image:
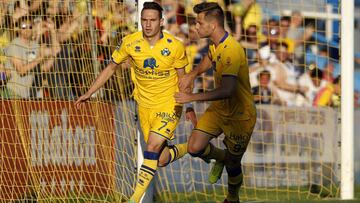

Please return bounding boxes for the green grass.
[153,185,360,203]
[12,185,360,202]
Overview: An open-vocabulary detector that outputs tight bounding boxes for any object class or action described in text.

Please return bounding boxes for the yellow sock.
[169,143,188,163]
[130,151,159,203]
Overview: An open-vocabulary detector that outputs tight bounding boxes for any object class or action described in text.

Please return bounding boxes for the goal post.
[340,0,355,200]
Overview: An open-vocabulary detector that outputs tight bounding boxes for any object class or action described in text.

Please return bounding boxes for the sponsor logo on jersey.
[143,57,159,69]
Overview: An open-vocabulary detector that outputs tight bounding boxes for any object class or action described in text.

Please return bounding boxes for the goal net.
[0,0,342,202]
[0,0,137,202]
[154,0,341,202]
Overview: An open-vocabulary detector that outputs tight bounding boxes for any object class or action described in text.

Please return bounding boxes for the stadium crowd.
[0,0,359,108]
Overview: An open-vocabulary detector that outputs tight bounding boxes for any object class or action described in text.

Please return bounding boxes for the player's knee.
[146,142,164,153]
[188,145,205,157]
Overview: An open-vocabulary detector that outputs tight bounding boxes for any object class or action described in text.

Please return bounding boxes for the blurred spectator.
[45,4,88,99]
[265,18,280,53]
[313,76,340,107]
[232,0,262,41]
[1,16,59,99]
[271,42,308,106]
[262,18,278,38]
[297,66,327,107]
[306,44,340,82]
[287,11,313,67]
[241,24,259,65]
[0,2,11,89]
[279,16,290,38]
[252,70,283,105]
[249,44,275,87]
[92,0,125,45]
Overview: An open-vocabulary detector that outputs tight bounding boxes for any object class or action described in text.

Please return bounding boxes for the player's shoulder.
[121,31,143,46]
[222,36,245,56]
[162,31,184,47]
[224,35,243,51]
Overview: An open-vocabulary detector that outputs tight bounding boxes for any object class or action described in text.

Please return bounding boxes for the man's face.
[259,74,270,87]
[311,77,321,87]
[276,45,289,62]
[280,19,289,36]
[195,12,214,38]
[141,9,163,38]
[20,20,33,39]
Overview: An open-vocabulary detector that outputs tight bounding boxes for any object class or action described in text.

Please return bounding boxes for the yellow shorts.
[138,103,183,143]
[194,107,256,157]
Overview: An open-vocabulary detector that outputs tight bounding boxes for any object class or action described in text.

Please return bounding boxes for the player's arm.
[178,54,212,91]
[75,62,119,109]
[175,75,236,103]
[76,37,129,108]
[176,48,239,103]
[176,67,197,126]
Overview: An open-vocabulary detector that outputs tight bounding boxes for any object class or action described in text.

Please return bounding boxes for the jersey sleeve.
[221,48,243,76]
[111,39,128,64]
[172,42,189,69]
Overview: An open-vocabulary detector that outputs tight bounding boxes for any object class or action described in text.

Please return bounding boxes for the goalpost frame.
[341,0,355,200]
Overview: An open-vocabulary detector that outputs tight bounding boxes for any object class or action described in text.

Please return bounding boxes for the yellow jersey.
[208,32,256,120]
[111,31,188,108]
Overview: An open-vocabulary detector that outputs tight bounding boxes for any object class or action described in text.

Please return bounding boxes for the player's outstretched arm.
[175,75,237,103]
[178,54,212,91]
[75,62,118,109]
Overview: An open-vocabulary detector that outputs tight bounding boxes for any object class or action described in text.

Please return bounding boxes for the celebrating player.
[75,2,196,203]
[175,2,257,203]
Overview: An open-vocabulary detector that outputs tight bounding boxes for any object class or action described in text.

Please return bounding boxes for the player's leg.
[222,116,256,202]
[187,109,226,163]
[129,132,167,203]
[158,142,188,167]
[223,151,243,203]
[147,104,187,167]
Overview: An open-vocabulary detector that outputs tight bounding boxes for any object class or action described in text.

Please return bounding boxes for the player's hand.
[75,93,91,109]
[175,92,193,104]
[185,109,197,127]
[178,72,196,92]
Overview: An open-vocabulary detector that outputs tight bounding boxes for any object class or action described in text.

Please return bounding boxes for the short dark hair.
[333,76,341,84]
[193,2,224,27]
[277,41,289,49]
[259,70,271,79]
[142,2,163,19]
[310,68,323,79]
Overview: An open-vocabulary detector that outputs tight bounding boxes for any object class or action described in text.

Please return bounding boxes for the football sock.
[129,151,159,203]
[168,143,188,163]
[226,165,243,202]
[201,143,226,162]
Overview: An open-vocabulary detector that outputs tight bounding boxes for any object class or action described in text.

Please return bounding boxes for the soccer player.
[75,2,196,203]
[174,2,257,203]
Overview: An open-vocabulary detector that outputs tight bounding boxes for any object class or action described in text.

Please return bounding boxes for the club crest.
[135,46,141,52]
[161,48,171,56]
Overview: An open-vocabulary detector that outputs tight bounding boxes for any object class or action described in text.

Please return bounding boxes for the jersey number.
[158,121,168,131]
